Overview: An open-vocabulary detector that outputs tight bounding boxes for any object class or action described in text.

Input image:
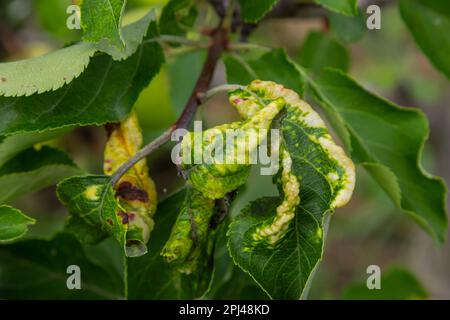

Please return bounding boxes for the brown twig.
[175,28,227,130]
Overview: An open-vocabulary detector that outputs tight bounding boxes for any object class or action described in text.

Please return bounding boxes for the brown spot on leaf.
[116,181,149,202]
[0,77,6,83]
[106,218,113,226]
[118,211,129,224]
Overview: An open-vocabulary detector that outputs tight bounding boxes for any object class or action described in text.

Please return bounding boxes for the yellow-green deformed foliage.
[180,95,284,199]
[253,149,300,243]
[227,80,356,299]
[161,188,216,274]
[104,111,157,257]
[163,83,286,270]
[229,80,355,244]
[164,79,355,274]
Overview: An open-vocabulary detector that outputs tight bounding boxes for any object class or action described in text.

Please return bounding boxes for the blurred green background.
[0,0,448,299]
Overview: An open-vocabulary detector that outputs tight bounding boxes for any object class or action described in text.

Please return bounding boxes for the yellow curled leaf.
[104,111,157,257]
[228,80,355,244]
[254,149,300,243]
[179,98,284,199]
[230,80,355,209]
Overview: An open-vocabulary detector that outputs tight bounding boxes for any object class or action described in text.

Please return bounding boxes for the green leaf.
[83,236,125,289]
[238,0,279,23]
[81,0,126,49]
[206,221,268,299]
[0,43,96,97]
[57,175,126,251]
[0,20,164,136]
[299,31,350,73]
[309,68,448,243]
[400,0,450,79]
[57,173,158,258]
[159,0,198,36]
[208,267,269,299]
[223,48,305,96]
[314,0,357,16]
[128,190,215,299]
[329,9,366,43]
[0,206,35,243]
[0,146,81,204]
[0,128,70,167]
[225,47,447,241]
[64,214,108,245]
[0,10,158,97]
[228,198,326,299]
[342,267,428,300]
[99,9,159,61]
[227,80,355,299]
[0,233,124,299]
[161,188,216,273]
[103,112,157,257]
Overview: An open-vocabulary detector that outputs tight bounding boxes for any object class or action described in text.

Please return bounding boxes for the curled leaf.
[227,80,355,298]
[161,188,215,274]
[104,111,157,257]
[163,82,285,271]
[253,149,300,243]
[180,97,284,199]
[57,175,125,248]
[228,80,355,244]
[57,113,157,257]
[239,80,355,209]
